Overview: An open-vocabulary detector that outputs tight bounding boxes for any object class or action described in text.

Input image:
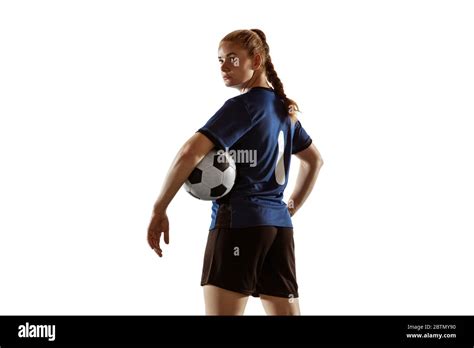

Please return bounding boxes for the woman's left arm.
[147,132,214,257]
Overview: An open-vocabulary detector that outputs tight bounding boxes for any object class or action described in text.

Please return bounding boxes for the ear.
[252,53,263,71]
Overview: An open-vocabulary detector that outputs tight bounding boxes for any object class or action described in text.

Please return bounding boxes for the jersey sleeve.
[197,98,252,149]
[292,120,313,154]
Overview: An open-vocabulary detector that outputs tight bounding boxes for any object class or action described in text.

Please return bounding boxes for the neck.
[238,72,272,94]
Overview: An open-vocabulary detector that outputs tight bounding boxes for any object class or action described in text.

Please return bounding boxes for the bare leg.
[203,285,250,315]
[260,294,301,315]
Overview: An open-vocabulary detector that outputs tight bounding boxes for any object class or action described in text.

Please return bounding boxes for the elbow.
[301,159,322,174]
[296,143,323,170]
[313,158,324,172]
[310,157,323,180]
[303,153,324,170]
[317,156,324,168]
[314,148,324,168]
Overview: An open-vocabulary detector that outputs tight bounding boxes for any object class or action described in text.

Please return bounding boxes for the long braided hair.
[220,29,300,121]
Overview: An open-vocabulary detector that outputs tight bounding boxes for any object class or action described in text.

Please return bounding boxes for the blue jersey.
[197,86,312,229]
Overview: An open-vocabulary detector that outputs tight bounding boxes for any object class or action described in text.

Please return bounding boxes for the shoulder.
[290,110,302,126]
[290,115,299,125]
[221,94,251,119]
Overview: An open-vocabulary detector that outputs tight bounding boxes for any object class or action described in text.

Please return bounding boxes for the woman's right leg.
[203,284,249,315]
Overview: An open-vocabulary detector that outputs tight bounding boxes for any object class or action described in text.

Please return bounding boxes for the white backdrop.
[1,0,473,315]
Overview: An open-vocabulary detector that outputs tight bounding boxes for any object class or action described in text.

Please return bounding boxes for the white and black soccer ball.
[184,149,236,200]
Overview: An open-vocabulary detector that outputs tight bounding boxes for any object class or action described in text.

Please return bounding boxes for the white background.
[0,0,473,315]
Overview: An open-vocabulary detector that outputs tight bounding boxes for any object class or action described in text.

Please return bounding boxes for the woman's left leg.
[260,293,301,315]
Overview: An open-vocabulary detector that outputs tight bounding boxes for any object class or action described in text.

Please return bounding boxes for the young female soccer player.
[147,29,324,315]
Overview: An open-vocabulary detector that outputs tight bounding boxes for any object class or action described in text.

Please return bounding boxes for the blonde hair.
[221,29,300,122]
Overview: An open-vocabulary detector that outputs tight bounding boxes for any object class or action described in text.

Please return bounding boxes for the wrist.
[288,198,297,216]
[288,198,296,209]
[153,201,168,213]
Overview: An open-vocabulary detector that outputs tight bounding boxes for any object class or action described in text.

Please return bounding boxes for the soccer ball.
[184,149,236,200]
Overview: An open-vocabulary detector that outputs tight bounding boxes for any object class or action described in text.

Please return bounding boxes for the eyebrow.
[217,52,238,59]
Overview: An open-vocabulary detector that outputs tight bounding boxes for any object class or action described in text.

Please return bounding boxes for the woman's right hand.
[147,208,170,257]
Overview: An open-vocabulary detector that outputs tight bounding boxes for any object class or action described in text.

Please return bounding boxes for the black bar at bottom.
[0,315,473,346]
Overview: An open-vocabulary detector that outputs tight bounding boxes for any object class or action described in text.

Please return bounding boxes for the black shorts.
[200,203,299,298]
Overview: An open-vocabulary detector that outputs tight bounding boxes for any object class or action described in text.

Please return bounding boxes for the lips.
[223,75,231,80]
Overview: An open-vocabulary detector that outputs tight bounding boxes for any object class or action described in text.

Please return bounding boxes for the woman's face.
[218,41,256,88]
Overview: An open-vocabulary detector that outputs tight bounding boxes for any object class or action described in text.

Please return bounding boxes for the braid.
[250,29,300,120]
[222,29,300,120]
[265,57,287,104]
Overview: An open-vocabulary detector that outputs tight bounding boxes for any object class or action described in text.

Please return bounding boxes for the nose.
[220,60,231,73]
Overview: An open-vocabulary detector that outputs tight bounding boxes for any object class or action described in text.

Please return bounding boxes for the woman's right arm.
[288,143,324,216]
[147,132,215,257]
